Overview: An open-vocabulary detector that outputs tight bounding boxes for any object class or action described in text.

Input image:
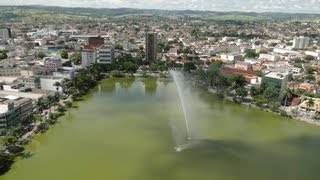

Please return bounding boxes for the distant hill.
[1,5,320,23]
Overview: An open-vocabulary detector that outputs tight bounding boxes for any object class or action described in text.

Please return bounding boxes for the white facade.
[97,44,115,64]
[40,78,63,92]
[305,51,320,59]
[209,45,240,55]
[34,39,47,46]
[259,54,280,61]
[220,54,242,62]
[0,28,11,40]
[291,67,303,74]
[81,50,96,67]
[293,36,310,49]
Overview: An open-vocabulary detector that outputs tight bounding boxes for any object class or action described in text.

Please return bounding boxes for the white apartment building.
[259,54,280,61]
[97,44,115,64]
[220,54,242,62]
[81,49,96,67]
[293,36,310,49]
[0,28,11,40]
[305,51,320,59]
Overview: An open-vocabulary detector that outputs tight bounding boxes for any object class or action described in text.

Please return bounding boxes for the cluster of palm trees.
[192,61,247,98]
[190,62,291,112]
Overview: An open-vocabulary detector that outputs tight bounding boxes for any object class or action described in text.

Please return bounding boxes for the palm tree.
[53,82,61,93]
[47,95,55,114]
[36,98,45,114]
[306,98,315,112]
[283,89,293,107]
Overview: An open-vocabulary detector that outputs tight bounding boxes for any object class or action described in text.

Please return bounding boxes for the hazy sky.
[1,0,320,13]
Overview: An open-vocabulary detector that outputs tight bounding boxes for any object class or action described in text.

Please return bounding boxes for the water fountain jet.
[170,70,192,143]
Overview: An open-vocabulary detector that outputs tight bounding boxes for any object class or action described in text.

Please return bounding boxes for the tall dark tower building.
[145,32,157,61]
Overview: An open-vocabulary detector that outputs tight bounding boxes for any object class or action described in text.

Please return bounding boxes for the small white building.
[34,39,47,46]
[220,54,242,62]
[259,54,280,61]
[40,77,63,92]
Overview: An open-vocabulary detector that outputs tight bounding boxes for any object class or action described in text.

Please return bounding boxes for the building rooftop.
[264,72,288,80]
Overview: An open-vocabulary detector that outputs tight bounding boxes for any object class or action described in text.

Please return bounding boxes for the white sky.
[0,0,320,13]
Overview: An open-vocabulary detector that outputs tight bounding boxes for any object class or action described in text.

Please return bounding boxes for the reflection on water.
[142,77,158,95]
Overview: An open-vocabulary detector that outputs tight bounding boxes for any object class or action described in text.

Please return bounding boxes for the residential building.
[44,57,62,73]
[20,66,46,77]
[261,72,288,100]
[293,36,310,49]
[0,28,12,40]
[259,54,280,61]
[34,39,47,46]
[40,77,63,92]
[305,51,320,59]
[209,45,240,55]
[234,62,253,71]
[146,32,157,61]
[220,54,242,62]
[86,37,105,49]
[81,49,96,67]
[3,83,31,92]
[290,67,303,74]
[0,96,33,134]
[18,77,41,89]
[97,44,115,64]
[0,68,21,77]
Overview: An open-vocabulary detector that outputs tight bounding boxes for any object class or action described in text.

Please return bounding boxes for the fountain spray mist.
[170,70,191,141]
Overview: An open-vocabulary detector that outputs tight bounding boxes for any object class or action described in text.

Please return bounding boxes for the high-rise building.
[97,44,115,64]
[0,28,12,40]
[293,36,310,49]
[81,49,97,67]
[145,32,158,61]
[261,72,288,100]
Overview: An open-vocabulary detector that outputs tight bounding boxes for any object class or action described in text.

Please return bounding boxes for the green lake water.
[1,77,320,180]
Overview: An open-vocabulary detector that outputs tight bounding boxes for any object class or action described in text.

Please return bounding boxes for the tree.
[305,66,314,74]
[0,152,13,175]
[228,74,246,89]
[306,98,315,111]
[263,87,279,102]
[183,62,196,73]
[250,87,260,96]
[244,49,258,58]
[115,44,123,50]
[254,95,268,107]
[208,61,223,69]
[283,89,294,106]
[305,75,316,82]
[236,87,248,100]
[0,52,7,60]
[149,63,158,72]
[36,52,47,59]
[305,55,315,61]
[60,50,68,59]
[53,82,61,93]
[70,52,81,65]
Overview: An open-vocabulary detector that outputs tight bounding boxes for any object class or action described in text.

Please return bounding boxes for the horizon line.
[0,4,320,15]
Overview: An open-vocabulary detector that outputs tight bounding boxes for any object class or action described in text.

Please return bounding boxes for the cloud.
[0,0,320,13]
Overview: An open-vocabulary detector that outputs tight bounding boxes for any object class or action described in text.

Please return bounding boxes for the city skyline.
[1,0,320,14]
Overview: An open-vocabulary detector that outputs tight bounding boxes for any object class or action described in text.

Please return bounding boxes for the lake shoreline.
[206,86,320,126]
